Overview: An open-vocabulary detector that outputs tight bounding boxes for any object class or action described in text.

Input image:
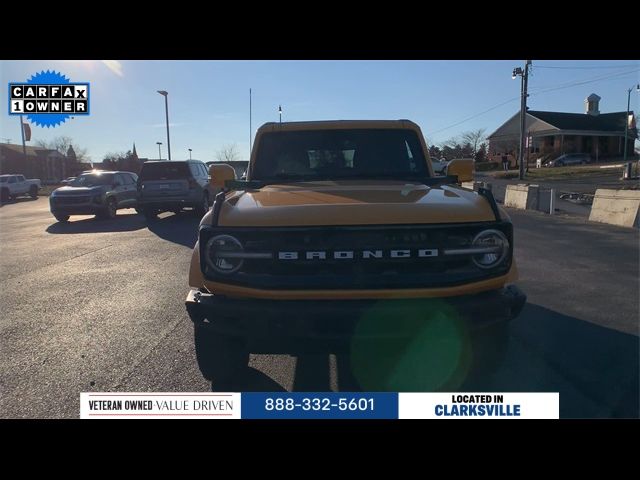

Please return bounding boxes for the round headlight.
[205,234,244,274]
[471,229,509,269]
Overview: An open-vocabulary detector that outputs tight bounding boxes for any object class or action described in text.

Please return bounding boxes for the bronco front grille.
[199,222,513,290]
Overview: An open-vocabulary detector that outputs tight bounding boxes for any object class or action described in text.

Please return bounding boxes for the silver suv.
[138,160,213,219]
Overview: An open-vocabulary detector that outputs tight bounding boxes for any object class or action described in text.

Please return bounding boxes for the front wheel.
[194,326,249,384]
[194,193,209,217]
[98,197,117,219]
[143,208,158,220]
[54,214,70,223]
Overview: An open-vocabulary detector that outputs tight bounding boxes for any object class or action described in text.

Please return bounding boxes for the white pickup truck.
[0,174,41,203]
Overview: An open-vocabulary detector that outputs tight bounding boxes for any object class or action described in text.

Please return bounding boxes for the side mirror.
[209,164,237,191]
[446,158,474,182]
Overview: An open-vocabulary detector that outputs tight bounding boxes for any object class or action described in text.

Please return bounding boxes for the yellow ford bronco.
[186,120,526,386]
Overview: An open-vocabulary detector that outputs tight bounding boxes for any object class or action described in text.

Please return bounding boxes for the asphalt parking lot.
[0,197,638,418]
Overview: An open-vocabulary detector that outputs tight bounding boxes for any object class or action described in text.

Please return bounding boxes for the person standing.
[501,153,509,171]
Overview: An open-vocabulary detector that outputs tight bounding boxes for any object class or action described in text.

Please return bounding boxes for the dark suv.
[137,161,213,219]
[49,170,139,222]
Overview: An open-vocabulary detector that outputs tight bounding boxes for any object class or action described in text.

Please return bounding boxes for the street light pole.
[188,148,192,160]
[512,60,531,181]
[156,142,162,160]
[623,84,640,163]
[157,90,171,161]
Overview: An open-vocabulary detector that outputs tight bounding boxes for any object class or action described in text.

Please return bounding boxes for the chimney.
[585,93,601,116]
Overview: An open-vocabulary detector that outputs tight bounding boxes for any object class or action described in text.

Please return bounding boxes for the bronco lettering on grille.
[277,249,438,260]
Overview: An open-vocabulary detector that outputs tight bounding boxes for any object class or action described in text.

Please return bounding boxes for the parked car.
[186,119,526,384]
[544,153,591,167]
[138,160,214,219]
[49,171,139,222]
[0,174,41,203]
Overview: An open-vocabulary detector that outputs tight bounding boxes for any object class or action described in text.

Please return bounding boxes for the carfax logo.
[8,70,90,128]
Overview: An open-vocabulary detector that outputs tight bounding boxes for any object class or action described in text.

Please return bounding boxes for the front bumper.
[185,285,526,352]
[50,204,104,215]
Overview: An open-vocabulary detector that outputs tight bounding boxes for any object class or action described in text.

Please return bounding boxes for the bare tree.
[461,128,487,160]
[215,144,241,162]
[35,136,90,162]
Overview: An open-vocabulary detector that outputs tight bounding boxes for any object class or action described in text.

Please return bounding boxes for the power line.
[426,68,640,137]
[530,69,640,96]
[528,68,639,91]
[425,96,520,136]
[534,64,638,70]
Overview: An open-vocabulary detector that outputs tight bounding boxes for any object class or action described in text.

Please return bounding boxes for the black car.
[49,171,139,222]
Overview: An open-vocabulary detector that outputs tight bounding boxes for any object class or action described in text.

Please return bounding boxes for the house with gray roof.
[488,94,637,166]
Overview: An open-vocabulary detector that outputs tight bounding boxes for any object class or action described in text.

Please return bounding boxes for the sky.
[1,60,638,163]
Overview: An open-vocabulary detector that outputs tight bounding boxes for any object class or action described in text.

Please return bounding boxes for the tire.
[194,325,249,383]
[0,188,9,203]
[29,185,38,198]
[54,214,70,223]
[471,322,510,375]
[143,208,157,220]
[194,192,209,217]
[100,197,117,219]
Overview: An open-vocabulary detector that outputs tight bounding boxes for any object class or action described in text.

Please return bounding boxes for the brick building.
[487,94,637,167]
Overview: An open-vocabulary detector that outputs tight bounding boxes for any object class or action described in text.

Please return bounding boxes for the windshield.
[252,129,429,182]
[70,173,114,187]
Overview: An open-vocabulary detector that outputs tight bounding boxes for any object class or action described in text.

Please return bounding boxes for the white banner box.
[80,393,241,419]
[399,392,559,419]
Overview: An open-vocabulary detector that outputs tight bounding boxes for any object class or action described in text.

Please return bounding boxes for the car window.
[188,163,200,178]
[8,176,17,183]
[71,173,114,187]
[140,162,190,180]
[199,164,209,177]
[123,174,135,185]
[0,177,7,183]
[17,175,25,182]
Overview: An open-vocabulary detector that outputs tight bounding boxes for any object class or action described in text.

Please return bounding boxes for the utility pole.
[249,88,252,155]
[518,61,531,180]
[623,84,640,163]
[157,91,171,160]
